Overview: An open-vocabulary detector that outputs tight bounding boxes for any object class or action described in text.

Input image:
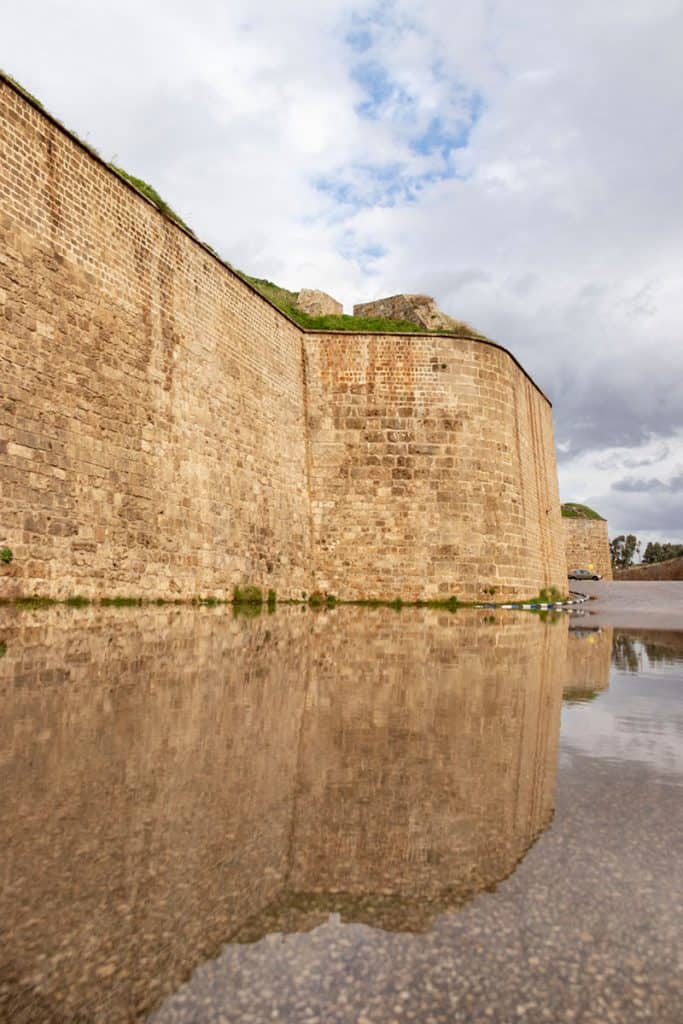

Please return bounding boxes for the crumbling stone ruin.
[354,293,480,335]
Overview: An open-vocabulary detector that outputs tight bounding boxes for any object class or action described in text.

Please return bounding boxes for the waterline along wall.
[0,74,567,601]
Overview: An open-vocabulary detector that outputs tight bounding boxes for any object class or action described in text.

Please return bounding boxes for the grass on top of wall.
[561,502,605,521]
[2,69,193,234]
[240,276,424,333]
[241,276,487,337]
[108,163,193,234]
[2,70,44,109]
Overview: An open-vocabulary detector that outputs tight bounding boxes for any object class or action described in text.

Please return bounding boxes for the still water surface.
[1,607,681,1023]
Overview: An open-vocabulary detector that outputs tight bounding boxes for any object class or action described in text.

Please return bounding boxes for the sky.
[4,0,682,549]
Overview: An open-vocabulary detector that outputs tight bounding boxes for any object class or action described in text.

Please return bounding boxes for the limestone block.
[353,294,477,334]
[296,289,343,318]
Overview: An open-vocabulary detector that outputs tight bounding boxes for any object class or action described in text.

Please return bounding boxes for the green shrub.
[232,602,262,619]
[0,547,13,565]
[233,585,263,605]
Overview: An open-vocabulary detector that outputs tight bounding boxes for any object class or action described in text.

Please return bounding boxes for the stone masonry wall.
[563,519,613,580]
[304,333,567,601]
[0,75,566,601]
[0,77,312,599]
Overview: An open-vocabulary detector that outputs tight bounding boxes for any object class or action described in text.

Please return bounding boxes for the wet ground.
[574,580,683,628]
[0,597,681,1023]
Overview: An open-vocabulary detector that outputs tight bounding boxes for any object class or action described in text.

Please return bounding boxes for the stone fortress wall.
[563,518,613,580]
[0,76,311,601]
[0,75,567,602]
[305,333,566,599]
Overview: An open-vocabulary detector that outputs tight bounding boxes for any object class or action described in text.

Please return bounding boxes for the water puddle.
[0,607,680,1023]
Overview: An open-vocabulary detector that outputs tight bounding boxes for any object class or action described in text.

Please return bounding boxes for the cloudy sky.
[4,0,682,547]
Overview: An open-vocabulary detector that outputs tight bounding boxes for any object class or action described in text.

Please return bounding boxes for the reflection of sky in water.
[560,641,683,781]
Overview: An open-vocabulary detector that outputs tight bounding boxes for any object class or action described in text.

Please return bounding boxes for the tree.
[642,541,683,564]
[610,534,641,569]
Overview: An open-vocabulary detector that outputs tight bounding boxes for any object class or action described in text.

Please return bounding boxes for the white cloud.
[558,430,683,545]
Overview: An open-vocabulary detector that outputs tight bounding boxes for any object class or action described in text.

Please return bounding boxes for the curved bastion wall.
[0,75,566,602]
[305,333,567,600]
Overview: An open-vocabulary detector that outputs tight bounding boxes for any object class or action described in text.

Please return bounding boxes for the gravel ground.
[149,751,683,1024]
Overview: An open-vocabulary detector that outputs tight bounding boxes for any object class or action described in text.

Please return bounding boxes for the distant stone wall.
[615,556,683,581]
[563,519,613,580]
[305,333,567,601]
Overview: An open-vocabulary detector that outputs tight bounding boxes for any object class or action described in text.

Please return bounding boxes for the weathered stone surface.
[304,333,567,601]
[353,293,479,334]
[296,288,343,317]
[563,519,613,580]
[616,556,683,581]
[0,74,566,602]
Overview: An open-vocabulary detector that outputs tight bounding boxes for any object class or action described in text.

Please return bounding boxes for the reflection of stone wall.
[0,607,309,1023]
[563,518,613,579]
[288,610,566,926]
[0,606,569,1020]
[564,627,613,697]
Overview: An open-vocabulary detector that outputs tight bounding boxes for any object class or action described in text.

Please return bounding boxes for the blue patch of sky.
[345,2,399,53]
[317,64,484,210]
[314,157,466,217]
[346,27,373,53]
[352,61,413,120]
[313,77,482,213]
[317,5,486,263]
[314,161,407,212]
[410,92,485,158]
[337,232,387,275]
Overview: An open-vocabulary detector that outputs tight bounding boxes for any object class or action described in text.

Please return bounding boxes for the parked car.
[568,568,602,581]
